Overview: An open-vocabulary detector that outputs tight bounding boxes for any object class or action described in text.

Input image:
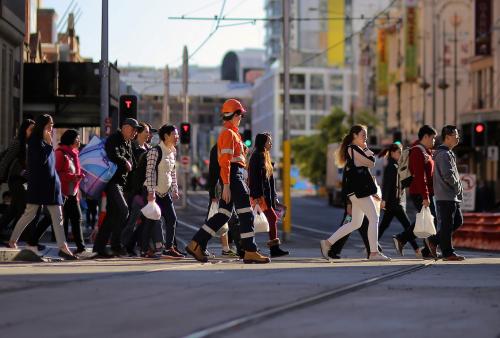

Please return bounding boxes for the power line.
[187,0,227,61]
[168,15,401,22]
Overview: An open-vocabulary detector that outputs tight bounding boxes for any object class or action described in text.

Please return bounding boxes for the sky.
[41,0,266,68]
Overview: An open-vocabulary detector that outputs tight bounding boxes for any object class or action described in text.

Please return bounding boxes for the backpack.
[128,145,162,195]
[398,144,426,189]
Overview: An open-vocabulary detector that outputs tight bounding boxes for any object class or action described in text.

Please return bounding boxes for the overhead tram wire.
[187,0,227,61]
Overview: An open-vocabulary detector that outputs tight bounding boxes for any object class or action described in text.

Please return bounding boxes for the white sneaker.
[368,252,391,261]
[320,240,331,260]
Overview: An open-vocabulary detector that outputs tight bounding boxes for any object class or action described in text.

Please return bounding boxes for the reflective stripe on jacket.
[218,122,246,184]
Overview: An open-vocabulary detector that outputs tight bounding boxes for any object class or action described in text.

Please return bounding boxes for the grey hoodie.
[433,145,463,202]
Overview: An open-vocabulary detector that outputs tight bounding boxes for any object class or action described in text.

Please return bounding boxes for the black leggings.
[378,204,419,250]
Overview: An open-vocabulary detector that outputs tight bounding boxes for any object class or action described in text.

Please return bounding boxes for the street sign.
[487,146,498,161]
[460,174,476,211]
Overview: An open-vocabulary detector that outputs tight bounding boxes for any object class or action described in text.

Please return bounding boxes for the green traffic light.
[244,140,252,147]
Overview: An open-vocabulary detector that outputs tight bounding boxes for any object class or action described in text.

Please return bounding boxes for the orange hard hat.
[221,98,246,118]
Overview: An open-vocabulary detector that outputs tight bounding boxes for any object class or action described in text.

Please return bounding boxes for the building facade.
[0,0,27,149]
[252,66,356,159]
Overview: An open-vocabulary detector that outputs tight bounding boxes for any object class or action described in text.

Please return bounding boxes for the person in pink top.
[56,129,86,253]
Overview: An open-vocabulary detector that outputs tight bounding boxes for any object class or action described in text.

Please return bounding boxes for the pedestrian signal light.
[473,122,486,147]
[243,129,252,147]
[119,95,138,121]
[180,122,191,144]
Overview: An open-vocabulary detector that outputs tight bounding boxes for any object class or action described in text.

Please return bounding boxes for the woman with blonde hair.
[320,125,390,261]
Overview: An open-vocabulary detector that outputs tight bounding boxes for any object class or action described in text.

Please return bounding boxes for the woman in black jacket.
[8,114,76,260]
[378,143,421,257]
[249,133,289,257]
[0,119,35,238]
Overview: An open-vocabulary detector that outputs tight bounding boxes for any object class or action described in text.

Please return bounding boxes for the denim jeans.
[436,201,463,257]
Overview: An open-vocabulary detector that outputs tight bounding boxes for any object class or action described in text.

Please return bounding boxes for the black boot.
[268,239,289,258]
[270,245,289,258]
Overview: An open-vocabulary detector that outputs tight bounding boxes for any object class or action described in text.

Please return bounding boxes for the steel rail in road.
[182,261,433,338]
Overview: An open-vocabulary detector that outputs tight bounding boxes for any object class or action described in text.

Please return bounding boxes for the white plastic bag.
[207,201,229,237]
[413,206,436,238]
[253,204,269,233]
[141,201,162,220]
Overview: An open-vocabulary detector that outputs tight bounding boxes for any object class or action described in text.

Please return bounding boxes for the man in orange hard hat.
[185,99,271,264]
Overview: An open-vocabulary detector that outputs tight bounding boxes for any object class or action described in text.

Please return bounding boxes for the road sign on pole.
[460,174,476,211]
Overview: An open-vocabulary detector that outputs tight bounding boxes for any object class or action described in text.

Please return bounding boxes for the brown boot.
[185,240,208,263]
[243,251,271,264]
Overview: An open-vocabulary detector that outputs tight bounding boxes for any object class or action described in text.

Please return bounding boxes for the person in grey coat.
[433,125,464,261]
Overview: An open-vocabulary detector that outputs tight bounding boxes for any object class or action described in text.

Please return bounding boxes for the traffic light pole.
[282,0,292,242]
[100,0,109,137]
[181,46,189,209]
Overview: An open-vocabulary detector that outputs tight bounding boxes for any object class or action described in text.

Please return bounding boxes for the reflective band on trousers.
[202,224,217,237]
[236,207,252,214]
[240,231,255,239]
[230,155,245,163]
[220,148,234,155]
[219,208,232,217]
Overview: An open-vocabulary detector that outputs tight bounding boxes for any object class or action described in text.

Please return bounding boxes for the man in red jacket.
[393,125,440,259]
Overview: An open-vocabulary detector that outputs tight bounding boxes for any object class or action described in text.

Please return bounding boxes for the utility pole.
[282,0,292,241]
[162,65,170,124]
[452,13,460,125]
[100,0,109,136]
[181,46,189,208]
[432,0,437,127]
[439,20,449,125]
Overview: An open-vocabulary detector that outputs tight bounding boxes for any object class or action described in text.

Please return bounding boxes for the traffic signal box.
[243,129,252,147]
[180,122,191,144]
[473,122,486,147]
[119,95,138,122]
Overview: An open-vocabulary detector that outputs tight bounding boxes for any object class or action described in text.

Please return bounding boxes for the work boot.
[267,239,289,258]
[185,240,208,263]
[243,250,271,264]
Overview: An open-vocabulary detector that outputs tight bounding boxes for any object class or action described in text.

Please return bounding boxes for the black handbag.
[344,146,377,199]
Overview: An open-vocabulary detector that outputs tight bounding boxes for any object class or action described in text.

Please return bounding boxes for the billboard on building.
[376,27,388,96]
[404,0,418,82]
[327,0,344,67]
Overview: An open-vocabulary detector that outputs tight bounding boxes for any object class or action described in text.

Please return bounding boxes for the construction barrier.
[453,213,500,251]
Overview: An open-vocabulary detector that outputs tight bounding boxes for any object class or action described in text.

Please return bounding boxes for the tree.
[291,107,349,186]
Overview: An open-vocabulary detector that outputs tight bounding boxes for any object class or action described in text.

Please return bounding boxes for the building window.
[310,114,325,129]
[329,74,343,91]
[280,94,305,109]
[280,73,306,89]
[290,94,305,109]
[310,74,324,90]
[330,95,343,108]
[290,114,306,130]
[310,95,326,110]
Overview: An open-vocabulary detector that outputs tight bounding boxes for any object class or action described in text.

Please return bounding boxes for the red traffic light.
[475,123,485,133]
[180,122,191,144]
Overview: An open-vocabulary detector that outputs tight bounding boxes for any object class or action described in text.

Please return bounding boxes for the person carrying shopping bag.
[320,125,390,261]
[248,133,289,258]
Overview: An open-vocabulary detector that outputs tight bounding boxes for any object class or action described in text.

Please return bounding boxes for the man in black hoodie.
[93,118,139,258]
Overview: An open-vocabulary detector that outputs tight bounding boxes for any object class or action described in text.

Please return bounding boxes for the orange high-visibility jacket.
[218,122,246,185]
